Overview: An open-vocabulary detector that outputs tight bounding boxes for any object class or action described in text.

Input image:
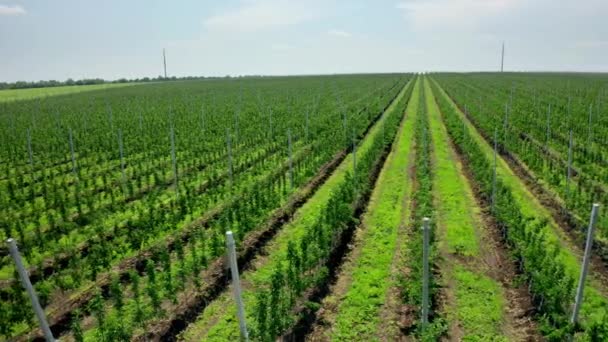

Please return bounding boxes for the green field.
[2,73,607,341]
[0,83,139,102]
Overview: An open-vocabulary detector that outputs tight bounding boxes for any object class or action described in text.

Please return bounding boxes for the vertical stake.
[7,238,55,342]
[421,217,431,327]
[234,109,239,144]
[226,129,233,188]
[288,129,294,189]
[268,109,273,139]
[546,103,551,146]
[170,124,178,198]
[492,127,498,213]
[305,109,309,142]
[352,128,357,188]
[68,128,77,178]
[571,204,600,324]
[587,103,593,148]
[26,128,34,169]
[342,111,347,146]
[118,129,126,188]
[502,103,508,144]
[200,104,205,132]
[225,231,249,341]
[566,129,573,200]
[139,111,144,133]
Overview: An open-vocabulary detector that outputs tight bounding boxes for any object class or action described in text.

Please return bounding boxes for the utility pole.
[163,48,167,79]
[500,42,505,72]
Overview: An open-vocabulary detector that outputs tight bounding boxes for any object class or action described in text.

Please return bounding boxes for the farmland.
[1,72,607,341]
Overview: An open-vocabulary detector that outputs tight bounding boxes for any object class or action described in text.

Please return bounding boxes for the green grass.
[179,79,413,342]
[425,79,480,257]
[430,77,608,336]
[0,83,138,102]
[328,77,419,341]
[453,266,506,342]
[425,77,506,339]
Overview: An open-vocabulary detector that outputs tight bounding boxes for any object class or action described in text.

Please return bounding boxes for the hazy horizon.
[1,0,607,83]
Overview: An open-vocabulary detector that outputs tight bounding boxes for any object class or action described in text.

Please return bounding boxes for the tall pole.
[500,42,505,72]
[288,129,294,189]
[352,128,357,188]
[546,103,551,146]
[170,124,178,198]
[226,231,249,341]
[492,127,498,213]
[69,128,77,178]
[118,129,126,189]
[421,217,431,327]
[7,238,55,342]
[226,129,233,188]
[163,48,167,79]
[571,204,600,324]
[566,129,573,200]
[587,103,593,148]
[26,128,34,169]
[305,109,309,142]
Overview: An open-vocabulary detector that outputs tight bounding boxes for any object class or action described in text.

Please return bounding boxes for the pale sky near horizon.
[1,0,607,82]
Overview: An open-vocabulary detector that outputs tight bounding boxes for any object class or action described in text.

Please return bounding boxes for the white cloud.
[327,29,351,38]
[396,0,520,32]
[0,4,26,16]
[204,0,321,33]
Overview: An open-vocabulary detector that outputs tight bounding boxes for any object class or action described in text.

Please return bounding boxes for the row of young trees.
[434,73,607,247]
[72,77,409,342]
[0,76,403,269]
[398,80,446,339]
[1,75,411,340]
[431,79,608,340]
[250,80,414,341]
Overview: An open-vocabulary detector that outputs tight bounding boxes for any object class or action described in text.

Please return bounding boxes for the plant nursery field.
[1,72,607,341]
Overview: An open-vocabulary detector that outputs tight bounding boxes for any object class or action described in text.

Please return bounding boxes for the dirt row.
[441,84,608,291]
[428,81,540,340]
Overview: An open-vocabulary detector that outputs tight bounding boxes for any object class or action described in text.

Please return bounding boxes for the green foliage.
[430,79,608,339]
[249,76,414,341]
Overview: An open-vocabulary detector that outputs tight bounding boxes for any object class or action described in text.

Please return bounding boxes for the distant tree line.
[0,75,224,90]
[0,74,334,91]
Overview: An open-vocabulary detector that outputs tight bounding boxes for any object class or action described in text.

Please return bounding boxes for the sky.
[1,0,607,82]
